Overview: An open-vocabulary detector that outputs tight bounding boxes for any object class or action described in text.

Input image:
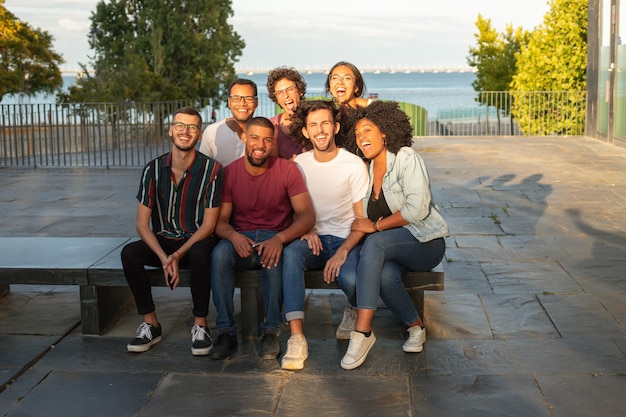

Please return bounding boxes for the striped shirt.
[136,152,223,239]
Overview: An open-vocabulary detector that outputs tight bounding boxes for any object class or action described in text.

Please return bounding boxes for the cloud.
[58,18,90,32]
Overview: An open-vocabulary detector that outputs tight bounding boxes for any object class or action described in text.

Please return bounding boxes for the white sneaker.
[336,306,357,340]
[403,326,426,353]
[341,331,376,370]
[281,335,309,370]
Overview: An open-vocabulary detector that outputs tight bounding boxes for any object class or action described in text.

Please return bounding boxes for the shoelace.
[345,334,364,356]
[191,325,210,342]
[136,322,153,339]
[286,337,304,353]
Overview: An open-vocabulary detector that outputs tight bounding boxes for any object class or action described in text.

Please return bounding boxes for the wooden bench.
[0,237,444,337]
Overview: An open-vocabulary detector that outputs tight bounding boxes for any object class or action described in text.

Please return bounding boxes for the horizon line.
[60,65,476,76]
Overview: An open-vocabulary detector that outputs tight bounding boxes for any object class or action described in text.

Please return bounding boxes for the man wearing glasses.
[200,79,258,166]
[122,107,223,356]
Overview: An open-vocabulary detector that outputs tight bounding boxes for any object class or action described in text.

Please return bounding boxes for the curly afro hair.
[288,100,338,151]
[266,67,307,103]
[342,101,414,156]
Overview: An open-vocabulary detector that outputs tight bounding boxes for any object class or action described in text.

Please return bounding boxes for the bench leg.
[408,290,425,322]
[240,287,263,338]
[80,285,133,335]
[0,284,9,298]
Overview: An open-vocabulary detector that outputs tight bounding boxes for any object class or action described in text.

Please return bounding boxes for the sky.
[4,0,551,72]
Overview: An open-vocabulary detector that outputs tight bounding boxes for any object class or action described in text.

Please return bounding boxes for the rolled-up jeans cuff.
[285,311,305,322]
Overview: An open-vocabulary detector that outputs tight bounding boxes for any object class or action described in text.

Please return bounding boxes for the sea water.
[1,70,483,122]
[1,71,475,104]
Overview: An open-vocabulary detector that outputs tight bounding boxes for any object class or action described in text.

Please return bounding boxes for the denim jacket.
[363,147,449,242]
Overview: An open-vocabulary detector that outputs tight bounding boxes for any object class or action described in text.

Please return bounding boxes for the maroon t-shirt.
[223,156,308,232]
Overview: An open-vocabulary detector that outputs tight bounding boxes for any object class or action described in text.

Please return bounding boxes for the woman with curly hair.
[267,67,308,159]
[337,101,449,370]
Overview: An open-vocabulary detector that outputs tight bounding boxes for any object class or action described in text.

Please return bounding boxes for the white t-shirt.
[199,119,245,166]
[294,148,369,238]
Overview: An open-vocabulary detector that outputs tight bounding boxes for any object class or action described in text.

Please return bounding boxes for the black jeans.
[121,235,219,317]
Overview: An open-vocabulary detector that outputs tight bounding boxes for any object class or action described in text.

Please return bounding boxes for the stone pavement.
[0,136,625,417]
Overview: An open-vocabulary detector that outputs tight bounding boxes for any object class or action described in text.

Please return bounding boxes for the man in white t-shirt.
[200,79,258,166]
[280,100,369,370]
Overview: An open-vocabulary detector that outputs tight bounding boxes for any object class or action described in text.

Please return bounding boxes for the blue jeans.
[343,227,445,325]
[211,230,283,335]
[282,235,357,322]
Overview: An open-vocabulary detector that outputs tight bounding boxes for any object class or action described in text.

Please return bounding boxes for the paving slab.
[410,375,553,417]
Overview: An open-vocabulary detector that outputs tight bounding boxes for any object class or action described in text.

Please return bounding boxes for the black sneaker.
[259,331,280,360]
[209,332,237,360]
[127,322,162,353]
[191,325,213,356]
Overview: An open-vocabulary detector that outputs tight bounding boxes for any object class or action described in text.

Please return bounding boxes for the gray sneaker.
[336,306,357,340]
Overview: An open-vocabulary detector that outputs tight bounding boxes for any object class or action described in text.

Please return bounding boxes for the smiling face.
[244,124,275,167]
[355,117,386,160]
[302,108,339,153]
[169,113,202,152]
[228,83,258,123]
[274,78,302,115]
[328,65,359,105]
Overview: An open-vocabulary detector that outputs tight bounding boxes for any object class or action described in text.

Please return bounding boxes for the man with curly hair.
[280,100,369,370]
[266,67,308,160]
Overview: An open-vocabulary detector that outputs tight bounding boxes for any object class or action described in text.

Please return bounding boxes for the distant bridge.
[61,66,476,77]
[235,66,476,75]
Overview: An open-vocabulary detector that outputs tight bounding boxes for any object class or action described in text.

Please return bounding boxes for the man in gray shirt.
[200,79,258,166]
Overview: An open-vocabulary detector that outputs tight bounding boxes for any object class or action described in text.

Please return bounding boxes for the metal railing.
[0,91,586,167]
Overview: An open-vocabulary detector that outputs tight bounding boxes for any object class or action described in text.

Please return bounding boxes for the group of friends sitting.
[121,61,449,371]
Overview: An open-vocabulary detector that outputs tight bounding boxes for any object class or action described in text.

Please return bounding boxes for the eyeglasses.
[229,95,257,103]
[274,85,297,97]
[172,122,200,133]
[329,74,354,85]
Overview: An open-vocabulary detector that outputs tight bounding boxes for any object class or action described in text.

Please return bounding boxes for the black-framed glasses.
[274,85,297,97]
[229,95,257,103]
[172,122,200,133]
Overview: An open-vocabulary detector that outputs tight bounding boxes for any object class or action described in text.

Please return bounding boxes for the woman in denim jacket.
[338,101,449,370]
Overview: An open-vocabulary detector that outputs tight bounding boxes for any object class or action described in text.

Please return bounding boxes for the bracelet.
[374,219,382,232]
[173,250,182,260]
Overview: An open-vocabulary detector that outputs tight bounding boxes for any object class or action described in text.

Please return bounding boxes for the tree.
[0,0,64,102]
[467,15,529,134]
[511,0,587,135]
[61,0,244,104]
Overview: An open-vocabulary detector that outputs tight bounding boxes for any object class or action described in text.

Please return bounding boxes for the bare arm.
[214,202,256,258]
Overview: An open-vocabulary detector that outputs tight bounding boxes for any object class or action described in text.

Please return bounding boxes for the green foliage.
[467,14,530,132]
[0,0,64,101]
[511,0,587,135]
[60,0,244,105]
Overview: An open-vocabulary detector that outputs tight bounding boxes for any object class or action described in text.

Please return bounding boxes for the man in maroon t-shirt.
[209,116,315,361]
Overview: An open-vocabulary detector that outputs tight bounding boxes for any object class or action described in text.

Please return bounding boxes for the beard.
[246,152,270,167]
[174,142,196,152]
